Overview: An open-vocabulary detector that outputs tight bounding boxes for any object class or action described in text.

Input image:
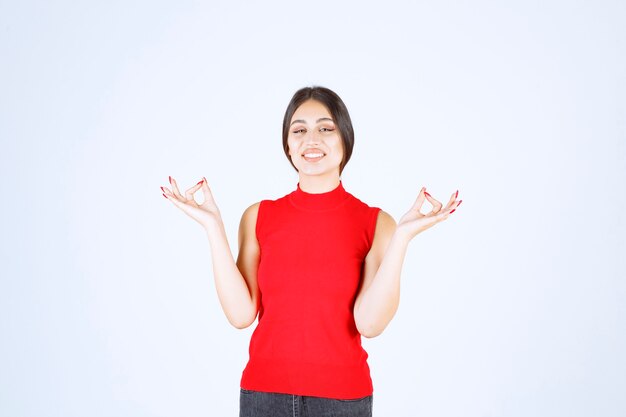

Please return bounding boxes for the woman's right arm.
[161,176,260,329]
[206,202,260,329]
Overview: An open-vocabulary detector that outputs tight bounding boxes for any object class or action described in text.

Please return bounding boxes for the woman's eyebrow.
[290,117,334,126]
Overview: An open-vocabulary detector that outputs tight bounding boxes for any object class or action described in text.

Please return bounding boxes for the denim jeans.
[239,388,373,417]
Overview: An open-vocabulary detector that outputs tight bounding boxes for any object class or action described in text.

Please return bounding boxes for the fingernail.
[162,193,168,199]
[197,179,203,185]
[169,176,172,184]
[450,209,456,214]
[455,190,458,198]
[425,191,431,197]
[160,186,165,192]
[457,200,462,207]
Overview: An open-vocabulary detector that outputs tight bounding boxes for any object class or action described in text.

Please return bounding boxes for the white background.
[1,1,625,416]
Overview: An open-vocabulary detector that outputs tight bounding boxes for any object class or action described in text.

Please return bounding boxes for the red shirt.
[240,181,381,399]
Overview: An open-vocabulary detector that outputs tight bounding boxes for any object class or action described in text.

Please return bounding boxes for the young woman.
[161,86,462,417]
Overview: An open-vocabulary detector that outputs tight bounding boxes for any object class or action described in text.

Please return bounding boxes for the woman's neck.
[297,173,341,194]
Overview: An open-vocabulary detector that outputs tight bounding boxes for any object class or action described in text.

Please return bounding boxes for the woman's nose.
[304,131,321,144]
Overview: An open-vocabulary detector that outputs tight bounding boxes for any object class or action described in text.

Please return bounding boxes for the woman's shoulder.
[374,209,396,228]
[240,196,282,219]
[241,201,262,218]
[343,191,396,226]
[345,190,380,212]
[240,186,296,221]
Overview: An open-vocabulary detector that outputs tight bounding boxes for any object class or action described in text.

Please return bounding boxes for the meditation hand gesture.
[161,176,222,231]
[396,187,462,242]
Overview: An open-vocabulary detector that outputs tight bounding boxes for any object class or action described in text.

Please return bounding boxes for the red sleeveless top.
[240,181,381,399]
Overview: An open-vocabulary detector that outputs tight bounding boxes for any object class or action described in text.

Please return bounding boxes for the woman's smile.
[302,148,326,162]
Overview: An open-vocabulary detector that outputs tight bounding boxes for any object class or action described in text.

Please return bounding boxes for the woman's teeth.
[303,152,325,162]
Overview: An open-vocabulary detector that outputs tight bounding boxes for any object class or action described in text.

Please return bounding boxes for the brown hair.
[282,86,355,174]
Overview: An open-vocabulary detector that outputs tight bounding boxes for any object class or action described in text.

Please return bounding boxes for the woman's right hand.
[161,176,222,231]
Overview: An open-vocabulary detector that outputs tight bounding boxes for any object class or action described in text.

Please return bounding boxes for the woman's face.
[287,99,343,178]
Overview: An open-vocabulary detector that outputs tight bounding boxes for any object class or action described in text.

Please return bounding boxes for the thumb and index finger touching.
[411,187,443,215]
[411,187,459,217]
[162,176,214,204]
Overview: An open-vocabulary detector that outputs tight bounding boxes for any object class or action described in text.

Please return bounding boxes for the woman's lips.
[302,149,325,162]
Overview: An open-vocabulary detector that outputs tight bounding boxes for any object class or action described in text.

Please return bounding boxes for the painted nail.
[450,209,456,214]
[455,190,458,198]
[169,176,172,184]
[197,179,203,185]
[162,193,168,199]
[160,186,165,192]
[425,191,431,197]
[457,200,462,207]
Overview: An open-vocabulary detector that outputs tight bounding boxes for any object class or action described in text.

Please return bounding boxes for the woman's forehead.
[291,100,333,122]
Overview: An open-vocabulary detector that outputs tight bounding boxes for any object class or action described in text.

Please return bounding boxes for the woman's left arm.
[353,187,462,338]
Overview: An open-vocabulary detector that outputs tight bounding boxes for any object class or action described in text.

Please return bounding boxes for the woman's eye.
[293,129,305,134]
[320,127,335,132]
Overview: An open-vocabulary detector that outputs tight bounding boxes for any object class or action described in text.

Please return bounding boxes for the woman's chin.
[297,166,339,178]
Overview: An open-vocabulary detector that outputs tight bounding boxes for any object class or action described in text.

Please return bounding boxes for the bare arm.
[206,202,260,329]
[353,210,399,338]
[162,176,260,329]
[353,187,463,338]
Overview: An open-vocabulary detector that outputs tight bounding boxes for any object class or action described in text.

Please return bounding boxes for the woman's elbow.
[356,321,385,338]
[355,306,397,338]
[228,308,258,329]
[230,317,254,330]
[360,329,383,339]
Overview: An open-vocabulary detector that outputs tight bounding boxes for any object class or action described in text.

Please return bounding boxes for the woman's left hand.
[396,187,462,242]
